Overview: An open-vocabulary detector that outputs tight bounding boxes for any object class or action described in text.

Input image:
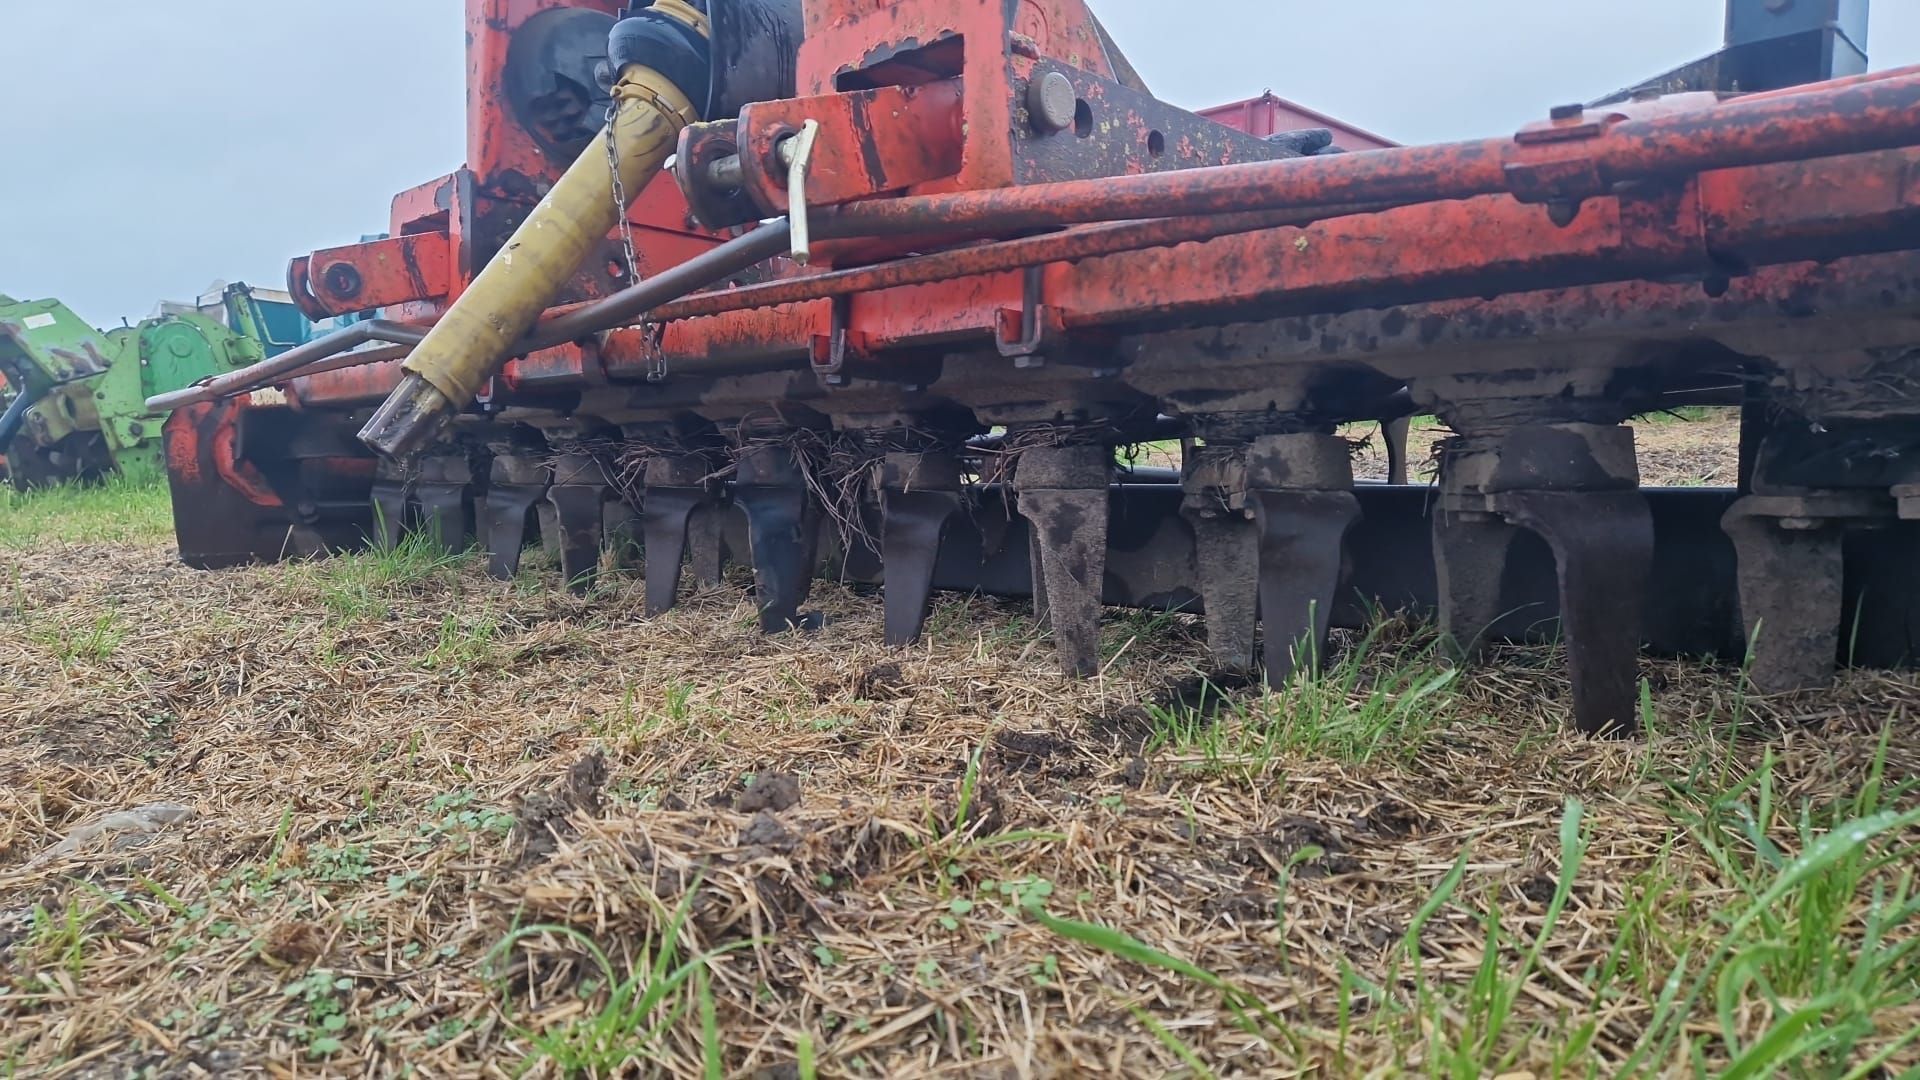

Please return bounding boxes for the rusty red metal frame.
[796,71,1920,236]
[593,146,1920,381]
[226,75,1920,409]
[172,0,1920,416]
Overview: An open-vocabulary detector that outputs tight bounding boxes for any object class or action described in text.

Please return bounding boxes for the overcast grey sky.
[3,1,1916,326]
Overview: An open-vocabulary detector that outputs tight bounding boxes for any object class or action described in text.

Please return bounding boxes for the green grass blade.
[699,969,722,1080]
[1720,995,1846,1080]
[1129,1005,1218,1079]
[797,1033,817,1080]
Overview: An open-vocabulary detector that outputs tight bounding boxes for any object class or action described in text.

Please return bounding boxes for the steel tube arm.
[529,219,793,343]
[810,70,1920,238]
[651,207,1391,321]
[144,320,427,412]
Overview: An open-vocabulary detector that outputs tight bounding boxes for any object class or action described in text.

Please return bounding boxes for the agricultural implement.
[1,284,308,489]
[156,0,1920,734]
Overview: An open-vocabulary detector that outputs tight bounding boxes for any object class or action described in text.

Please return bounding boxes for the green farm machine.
[0,283,312,489]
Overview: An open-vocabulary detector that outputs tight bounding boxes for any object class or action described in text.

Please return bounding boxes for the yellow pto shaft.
[359,55,700,458]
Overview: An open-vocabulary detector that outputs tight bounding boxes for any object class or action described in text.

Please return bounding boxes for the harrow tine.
[1432,510,1523,663]
[481,451,552,581]
[1433,423,1653,736]
[550,452,617,592]
[416,483,471,555]
[549,486,607,592]
[735,444,823,632]
[688,502,727,587]
[641,488,706,615]
[1498,490,1653,736]
[1252,490,1361,683]
[1015,445,1112,677]
[370,462,409,552]
[1188,516,1259,673]
[640,454,725,615]
[1181,445,1258,675]
[482,483,547,580]
[412,453,476,555]
[880,451,966,646]
[1720,494,1873,693]
[536,501,560,559]
[881,495,964,645]
[1243,433,1363,683]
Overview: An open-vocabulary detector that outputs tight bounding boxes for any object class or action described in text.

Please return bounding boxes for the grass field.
[2,421,1917,1078]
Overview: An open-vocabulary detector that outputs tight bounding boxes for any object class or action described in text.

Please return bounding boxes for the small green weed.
[489,879,759,1077]
[30,608,125,665]
[422,609,503,671]
[283,970,357,1058]
[309,528,472,623]
[306,843,374,885]
[1150,619,1457,771]
[418,789,516,853]
[27,898,96,979]
[593,682,699,742]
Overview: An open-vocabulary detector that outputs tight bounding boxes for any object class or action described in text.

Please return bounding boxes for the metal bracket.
[808,295,869,386]
[996,265,1065,365]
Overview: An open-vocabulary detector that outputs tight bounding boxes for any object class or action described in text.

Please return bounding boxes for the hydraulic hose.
[359,0,711,459]
[0,382,46,448]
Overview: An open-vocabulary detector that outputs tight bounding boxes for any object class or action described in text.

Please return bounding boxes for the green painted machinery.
[0,283,309,489]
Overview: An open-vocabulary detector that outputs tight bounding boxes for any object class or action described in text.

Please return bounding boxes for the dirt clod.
[515,751,609,863]
[262,921,328,965]
[739,811,797,852]
[738,771,801,813]
[852,661,908,700]
[991,730,1065,769]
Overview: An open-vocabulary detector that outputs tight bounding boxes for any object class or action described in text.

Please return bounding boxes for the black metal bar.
[531,219,793,343]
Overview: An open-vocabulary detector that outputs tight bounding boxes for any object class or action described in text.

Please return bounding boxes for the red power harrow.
[156,0,1920,734]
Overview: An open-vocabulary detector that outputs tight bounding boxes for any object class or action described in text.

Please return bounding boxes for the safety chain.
[604,97,669,382]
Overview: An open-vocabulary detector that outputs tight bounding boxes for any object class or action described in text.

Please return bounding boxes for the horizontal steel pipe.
[530,220,793,343]
[651,206,1390,321]
[808,71,1920,238]
[144,320,428,412]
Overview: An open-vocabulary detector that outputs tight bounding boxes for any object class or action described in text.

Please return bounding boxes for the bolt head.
[322,263,364,300]
[1027,72,1077,134]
